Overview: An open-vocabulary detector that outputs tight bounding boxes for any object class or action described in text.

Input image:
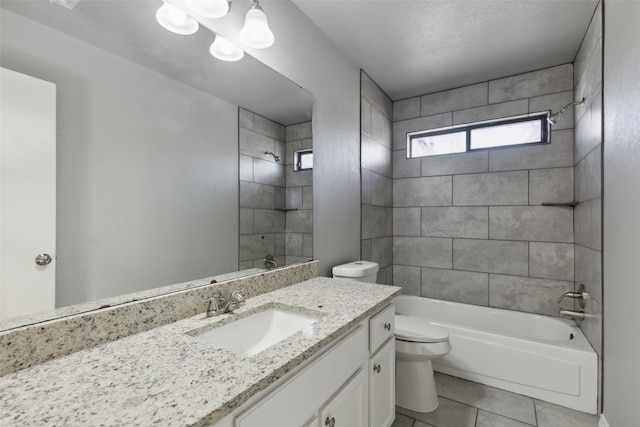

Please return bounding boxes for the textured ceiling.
[294,0,599,99]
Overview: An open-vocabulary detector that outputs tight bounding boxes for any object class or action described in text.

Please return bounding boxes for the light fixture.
[156,1,199,35]
[186,0,229,19]
[210,35,245,62]
[239,0,275,49]
[547,98,586,125]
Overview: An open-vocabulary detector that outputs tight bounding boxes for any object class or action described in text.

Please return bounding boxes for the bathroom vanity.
[0,272,400,426]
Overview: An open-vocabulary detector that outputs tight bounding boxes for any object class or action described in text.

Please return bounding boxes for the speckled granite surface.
[0,278,400,426]
[0,262,318,376]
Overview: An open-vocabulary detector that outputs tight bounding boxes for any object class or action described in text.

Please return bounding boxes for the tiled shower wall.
[284,121,314,266]
[361,71,394,284]
[391,64,578,317]
[573,2,602,359]
[239,108,313,269]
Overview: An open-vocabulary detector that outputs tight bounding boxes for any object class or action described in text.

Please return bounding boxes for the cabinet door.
[320,368,368,427]
[370,338,395,427]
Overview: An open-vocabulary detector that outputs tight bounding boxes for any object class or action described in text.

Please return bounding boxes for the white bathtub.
[394,295,598,414]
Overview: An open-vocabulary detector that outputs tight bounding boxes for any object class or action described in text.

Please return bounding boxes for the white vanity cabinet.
[217,304,395,427]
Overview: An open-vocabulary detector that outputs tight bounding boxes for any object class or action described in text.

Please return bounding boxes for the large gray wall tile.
[253,114,285,141]
[239,108,253,130]
[421,207,488,238]
[372,236,393,268]
[421,151,488,177]
[454,239,528,276]
[393,113,452,150]
[489,129,574,171]
[286,121,312,142]
[286,168,313,187]
[529,167,574,205]
[361,99,372,136]
[240,128,275,157]
[362,204,388,239]
[489,64,573,103]
[253,158,284,187]
[393,265,421,296]
[286,210,312,233]
[394,176,452,207]
[240,181,275,209]
[574,39,602,123]
[371,173,393,207]
[489,206,573,242]
[239,208,253,234]
[574,201,592,247]
[489,274,574,316]
[574,1,602,88]
[239,155,253,182]
[371,107,392,148]
[453,171,528,206]
[393,97,421,121]
[285,233,303,256]
[421,82,488,116]
[393,150,421,178]
[575,146,601,202]
[394,207,421,236]
[362,133,392,178]
[575,244,602,303]
[239,234,275,261]
[421,268,489,305]
[529,242,574,281]
[253,209,285,233]
[361,71,392,119]
[575,93,602,163]
[393,237,452,268]
[452,100,528,125]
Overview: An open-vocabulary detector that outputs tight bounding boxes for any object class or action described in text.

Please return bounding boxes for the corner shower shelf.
[541,201,579,207]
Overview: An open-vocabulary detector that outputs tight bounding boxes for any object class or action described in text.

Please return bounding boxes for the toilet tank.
[332,261,379,283]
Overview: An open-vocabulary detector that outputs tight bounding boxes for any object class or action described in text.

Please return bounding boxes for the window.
[294,149,313,171]
[407,113,549,158]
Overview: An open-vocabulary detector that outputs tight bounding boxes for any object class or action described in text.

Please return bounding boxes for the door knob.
[35,253,52,266]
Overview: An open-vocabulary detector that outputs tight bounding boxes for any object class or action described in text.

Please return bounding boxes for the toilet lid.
[394,315,449,343]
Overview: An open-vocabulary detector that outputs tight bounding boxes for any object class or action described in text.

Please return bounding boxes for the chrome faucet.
[558,308,586,320]
[264,254,278,269]
[206,288,246,317]
[557,284,588,308]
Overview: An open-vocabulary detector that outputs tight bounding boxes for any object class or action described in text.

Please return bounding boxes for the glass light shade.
[156,2,199,35]
[186,0,229,19]
[209,35,245,62]
[239,6,275,49]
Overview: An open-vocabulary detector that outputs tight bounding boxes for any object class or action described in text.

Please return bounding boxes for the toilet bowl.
[395,314,452,412]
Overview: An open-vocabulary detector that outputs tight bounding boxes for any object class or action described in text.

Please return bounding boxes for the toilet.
[331,260,379,283]
[394,313,452,412]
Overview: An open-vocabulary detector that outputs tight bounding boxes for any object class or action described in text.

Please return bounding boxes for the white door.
[0,67,56,320]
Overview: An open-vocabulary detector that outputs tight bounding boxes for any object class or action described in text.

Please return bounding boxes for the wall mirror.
[0,0,313,330]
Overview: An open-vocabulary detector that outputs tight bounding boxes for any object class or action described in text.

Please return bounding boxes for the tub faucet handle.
[557,284,587,308]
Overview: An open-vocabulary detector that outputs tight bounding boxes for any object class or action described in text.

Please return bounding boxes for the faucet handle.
[232,288,246,304]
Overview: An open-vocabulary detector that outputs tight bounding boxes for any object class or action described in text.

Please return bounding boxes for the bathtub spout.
[557,284,588,308]
[558,308,586,320]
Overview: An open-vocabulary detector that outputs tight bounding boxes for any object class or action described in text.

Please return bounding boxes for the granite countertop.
[0,277,400,426]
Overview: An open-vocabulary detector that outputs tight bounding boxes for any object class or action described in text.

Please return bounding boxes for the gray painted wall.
[603,0,640,424]
[1,11,239,306]
[391,65,577,317]
[361,71,393,284]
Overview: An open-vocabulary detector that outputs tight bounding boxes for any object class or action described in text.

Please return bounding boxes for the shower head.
[265,151,280,162]
[547,98,586,125]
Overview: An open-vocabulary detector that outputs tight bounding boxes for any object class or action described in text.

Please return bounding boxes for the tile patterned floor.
[392,373,600,427]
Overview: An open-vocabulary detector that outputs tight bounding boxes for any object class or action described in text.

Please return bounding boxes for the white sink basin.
[191,308,320,357]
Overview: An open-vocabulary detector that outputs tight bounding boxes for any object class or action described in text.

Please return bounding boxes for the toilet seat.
[395,314,449,343]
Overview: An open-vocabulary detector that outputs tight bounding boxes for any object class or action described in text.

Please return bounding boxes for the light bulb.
[239,2,275,49]
[210,35,245,62]
[186,0,229,19]
[156,2,199,35]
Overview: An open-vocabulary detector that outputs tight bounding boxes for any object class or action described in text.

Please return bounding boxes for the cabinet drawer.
[369,304,394,353]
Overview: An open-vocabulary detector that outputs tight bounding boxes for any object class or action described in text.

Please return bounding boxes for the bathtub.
[394,295,597,414]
